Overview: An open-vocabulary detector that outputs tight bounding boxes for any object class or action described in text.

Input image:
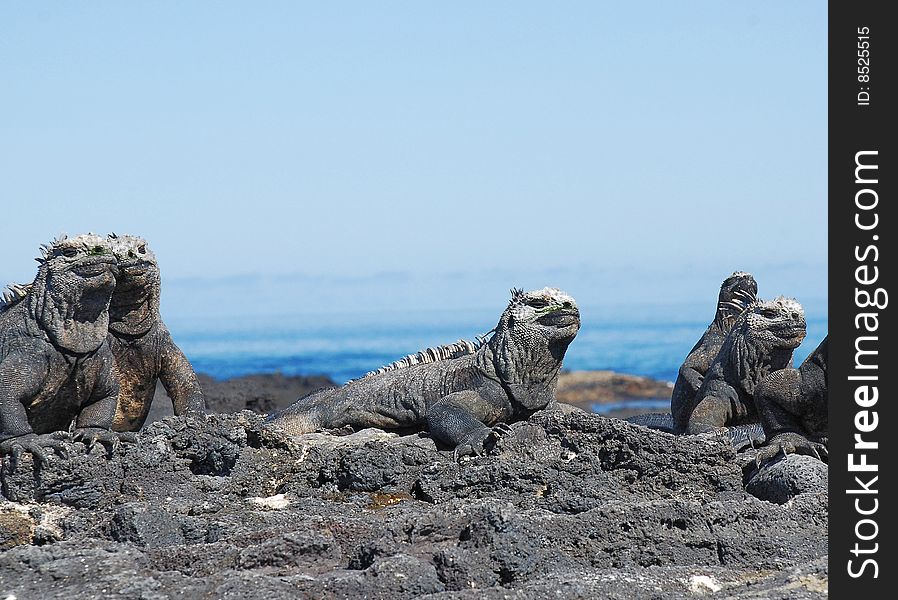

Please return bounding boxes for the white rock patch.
[689,574,722,593]
[248,494,291,510]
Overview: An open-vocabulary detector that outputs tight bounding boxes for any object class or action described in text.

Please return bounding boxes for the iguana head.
[738,296,806,350]
[714,271,758,330]
[107,234,161,336]
[490,287,580,409]
[27,233,118,353]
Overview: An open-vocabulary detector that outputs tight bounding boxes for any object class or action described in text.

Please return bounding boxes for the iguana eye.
[62,247,78,258]
[761,309,777,318]
[137,244,146,254]
[530,299,549,308]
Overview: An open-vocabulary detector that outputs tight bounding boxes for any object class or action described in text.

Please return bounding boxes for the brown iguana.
[106,234,206,431]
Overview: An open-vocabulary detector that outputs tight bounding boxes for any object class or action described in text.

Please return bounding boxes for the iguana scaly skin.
[624,412,766,451]
[753,335,827,464]
[685,296,806,434]
[0,235,123,465]
[671,272,757,432]
[106,235,206,432]
[267,287,580,457]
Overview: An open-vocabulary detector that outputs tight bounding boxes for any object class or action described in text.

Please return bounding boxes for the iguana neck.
[488,328,566,410]
[109,270,160,337]
[109,293,157,337]
[726,332,793,397]
[27,268,112,354]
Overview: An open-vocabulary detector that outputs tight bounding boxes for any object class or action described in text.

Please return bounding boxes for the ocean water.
[166,302,828,385]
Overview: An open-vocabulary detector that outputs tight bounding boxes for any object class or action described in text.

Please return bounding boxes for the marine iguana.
[670,272,757,432]
[685,296,806,434]
[266,287,580,458]
[106,234,206,431]
[753,335,827,464]
[0,234,123,466]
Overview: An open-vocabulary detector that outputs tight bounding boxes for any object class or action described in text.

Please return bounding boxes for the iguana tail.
[727,422,766,451]
[625,412,766,450]
[625,412,677,433]
[265,388,334,434]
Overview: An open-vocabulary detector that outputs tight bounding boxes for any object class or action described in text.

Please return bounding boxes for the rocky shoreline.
[0,371,828,599]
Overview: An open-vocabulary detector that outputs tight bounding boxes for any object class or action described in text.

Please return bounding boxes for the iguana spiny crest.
[364,339,484,378]
[714,271,758,330]
[0,283,30,313]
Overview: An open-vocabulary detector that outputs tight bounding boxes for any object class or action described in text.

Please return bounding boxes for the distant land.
[152,261,827,320]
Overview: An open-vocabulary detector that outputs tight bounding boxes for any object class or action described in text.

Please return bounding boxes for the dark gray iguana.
[627,296,805,449]
[670,271,757,432]
[685,296,806,434]
[106,234,206,431]
[0,235,125,466]
[752,335,827,464]
[266,287,580,458]
[628,272,759,446]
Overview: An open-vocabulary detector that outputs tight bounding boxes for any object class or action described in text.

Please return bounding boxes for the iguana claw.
[453,423,516,462]
[0,431,72,472]
[117,431,139,444]
[73,428,135,454]
[453,428,490,461]
[754,432,828,468]
[492,422,514,437]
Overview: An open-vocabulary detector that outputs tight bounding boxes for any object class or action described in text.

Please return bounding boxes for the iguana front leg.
[687,380,751,434]
[677,364,705,400]
[73,350,134,452]
[753,369,827,465]
[0,432,72,470]
[426,390,511,460]
[756,369,806,438]
[671,363,704,430]
[0,352,71,468]
[159,329,206,416]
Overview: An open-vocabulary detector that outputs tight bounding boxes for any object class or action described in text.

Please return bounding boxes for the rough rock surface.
[0,410,826,599]
[744,454,828,505]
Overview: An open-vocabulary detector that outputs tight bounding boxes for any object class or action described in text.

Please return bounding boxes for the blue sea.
[166,302,828,386]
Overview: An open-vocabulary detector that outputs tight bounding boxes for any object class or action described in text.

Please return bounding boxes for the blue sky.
[1,2,826,315]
